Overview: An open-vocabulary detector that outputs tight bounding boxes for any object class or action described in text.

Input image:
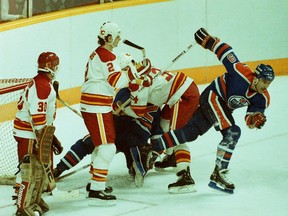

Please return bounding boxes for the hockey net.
[0,78,32,185]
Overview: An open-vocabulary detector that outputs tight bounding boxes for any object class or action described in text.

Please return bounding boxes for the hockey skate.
[52,167,63,178]
[38,198,49,213]
[208,166,235,194]
[137,144,157,171]
[154,152,176,172]
[88,190,116,206]
[15,203,43,216]
[86,182,113,194]
[168,167,196,194]
[132,161,144,187]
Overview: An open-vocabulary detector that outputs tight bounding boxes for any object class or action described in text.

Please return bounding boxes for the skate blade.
[208,181,234,194]
[52,188,80,200]
[133,162,144,187]
[168,184,196,194]
[155,167,175,172]
[134,175,144,188]
[88,198,116,206]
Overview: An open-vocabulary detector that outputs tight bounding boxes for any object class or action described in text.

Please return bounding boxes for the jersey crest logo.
[227,53,236,63]
[228,95,249,109]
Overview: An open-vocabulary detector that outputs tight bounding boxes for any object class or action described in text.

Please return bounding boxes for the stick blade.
[122,39,144,50]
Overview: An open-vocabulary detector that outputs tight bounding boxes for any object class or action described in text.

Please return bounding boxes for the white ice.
[1,76,288,216]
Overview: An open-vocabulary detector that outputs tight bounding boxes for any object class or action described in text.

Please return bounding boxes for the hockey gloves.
[194,28,219,51]
[52,135,63,155]
[245,112,266,129]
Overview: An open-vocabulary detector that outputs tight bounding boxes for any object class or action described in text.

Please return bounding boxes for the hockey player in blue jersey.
[152,28,274,194]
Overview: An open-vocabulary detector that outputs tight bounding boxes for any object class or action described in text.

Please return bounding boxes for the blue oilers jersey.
[209,42,270,114]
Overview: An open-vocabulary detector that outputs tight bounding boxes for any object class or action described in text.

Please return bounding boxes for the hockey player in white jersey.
[79,21,151,205]
[117,53,200,193]
[13,52,63,216]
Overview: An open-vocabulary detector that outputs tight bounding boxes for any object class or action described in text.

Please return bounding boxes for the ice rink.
[1,76,288,216]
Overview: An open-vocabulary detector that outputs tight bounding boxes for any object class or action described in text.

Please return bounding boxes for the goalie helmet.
[254,64,275,81]
[38,52,60,76]
[99,21,121,42]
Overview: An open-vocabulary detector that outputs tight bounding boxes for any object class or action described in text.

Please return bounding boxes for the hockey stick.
[114,41,196,115]
[24,93,80,199]
[52,81,82,118]
[56,163,90,181]
[123,39,146,65]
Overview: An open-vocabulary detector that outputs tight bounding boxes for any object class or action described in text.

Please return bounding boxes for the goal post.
[0,78,32,185]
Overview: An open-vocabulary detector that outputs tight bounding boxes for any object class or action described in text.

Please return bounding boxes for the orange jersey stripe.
[216,43,230,59]
[108,72,121,87]
[80,93,113,106]
[131,105,147,117]
[32,114,46,126]
[168,73,186,101]
[209,92,231,130]
[14,118,33,132]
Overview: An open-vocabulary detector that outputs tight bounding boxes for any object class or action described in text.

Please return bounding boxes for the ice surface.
[1,76,288,216]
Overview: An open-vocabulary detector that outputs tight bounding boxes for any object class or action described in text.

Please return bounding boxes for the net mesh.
[0,78,31,184]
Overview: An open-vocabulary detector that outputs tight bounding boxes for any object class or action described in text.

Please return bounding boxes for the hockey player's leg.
[53,135,94,178]
[168,145,196,194]
[154,148,176,171]
[88,144,117,206]
[15,154,44,216]
[151,108,211,152]
[130,146,147,187]
[208,125,241,194]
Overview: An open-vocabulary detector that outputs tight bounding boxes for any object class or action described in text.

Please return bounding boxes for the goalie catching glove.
[194,28,219,51]
[245,112,266,129]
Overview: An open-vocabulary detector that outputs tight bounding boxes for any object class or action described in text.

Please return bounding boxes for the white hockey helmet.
[98,21,121,42]
[117,53,135,70]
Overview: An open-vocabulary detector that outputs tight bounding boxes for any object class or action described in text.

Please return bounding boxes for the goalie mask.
[38,52,60,78]
[254,64,275,81]
[99,21,121,44]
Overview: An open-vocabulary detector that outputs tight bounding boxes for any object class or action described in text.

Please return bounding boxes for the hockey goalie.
[12,52,63,216]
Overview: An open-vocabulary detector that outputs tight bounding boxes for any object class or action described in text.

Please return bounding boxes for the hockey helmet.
[254,64,275,81]
[117,53,135,70]
[38,52,59,75]
[99,21,121,42]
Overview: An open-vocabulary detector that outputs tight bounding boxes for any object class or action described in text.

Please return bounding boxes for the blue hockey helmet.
[254,64,275,81]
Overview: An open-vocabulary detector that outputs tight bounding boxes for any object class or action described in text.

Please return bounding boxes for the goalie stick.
[56,163,90,181]
[22,88,80,200]
[114,41,196,115]
[53,81,82,118]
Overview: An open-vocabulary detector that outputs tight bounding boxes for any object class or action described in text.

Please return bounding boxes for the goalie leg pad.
[17,154,45,213]
[39,125,55,164]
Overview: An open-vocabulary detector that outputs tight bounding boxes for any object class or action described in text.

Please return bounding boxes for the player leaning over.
[120,53,200,193]
[53,87,161,188]
[151,28,274,194]
[79,21,147,206]
[13,52,63,215]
